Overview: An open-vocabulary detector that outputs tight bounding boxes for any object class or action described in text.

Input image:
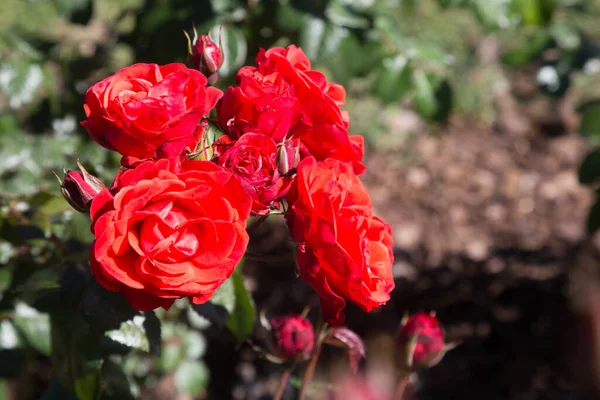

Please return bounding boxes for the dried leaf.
[324,326,365,373]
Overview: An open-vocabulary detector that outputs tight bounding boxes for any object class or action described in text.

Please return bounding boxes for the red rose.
[217,67,301,143]
[89,158,251,311]
[286,157,394,326]
[217,46,364,173]
[270,314,315,359]
[82,63,222,159]
[217,132,293,215]
[396,312,446,368]
[255,46,364,174]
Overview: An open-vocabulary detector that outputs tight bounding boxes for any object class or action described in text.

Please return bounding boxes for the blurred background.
[3,0,600,399]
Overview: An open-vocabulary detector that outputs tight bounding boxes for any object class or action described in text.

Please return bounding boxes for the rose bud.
[55,159,106,213]
[185,26,223,84]
[396,312,448,369]
[277,140,299,176]
[271,314,315,360]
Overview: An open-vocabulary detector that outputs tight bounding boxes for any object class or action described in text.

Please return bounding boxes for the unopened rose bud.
[271,314,315,360]
[55,159,106,213]
[396,312,448,369]
[276,140,299,176]
[185,26,223,84]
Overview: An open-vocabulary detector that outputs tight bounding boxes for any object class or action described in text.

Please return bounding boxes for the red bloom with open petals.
[82,63,222,159]
[89,158,251,311]
[217,46,364,174]
[217,68,301,143]
[286,157,394,325]
[256,46,364,174]
[217,132,293,215]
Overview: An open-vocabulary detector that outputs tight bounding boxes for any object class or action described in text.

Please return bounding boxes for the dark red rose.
[271,314,315,359]
[217,67,301,142]
[397,312,446,368]
[82,63,222,159]
[286,157,394,326]
[217,132,293,215]
[90,158,251,311]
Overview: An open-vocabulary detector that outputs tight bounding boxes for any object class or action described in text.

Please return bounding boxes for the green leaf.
[473,0,518,29]
[374,55,412,104]
[579,101,600,144]
[326,1,369,29]
[406,41,448,66]
[210,0,239,14]
[174,360,209,396]
[190,276,234,328]
[105,315,151,352]
[299,16,327,60]
[75,371,99,400]
[186,306,212,330]
[579,150,600,185]
[413,71,452,122]
[17,266,65,304]
[513,0,555,26]
[276,3,308,32]
[502,29,549,67]
[0,320,21,349]
[80,280,137,333]
[413,70,437,119]
[0,60,44,110]
[13,301,50,355]
[97,358,135,400]
[142,311,161,355]
[225,272,256,344]
[550,21,580,51]
[0,267,13,297]
[209,25,247,77]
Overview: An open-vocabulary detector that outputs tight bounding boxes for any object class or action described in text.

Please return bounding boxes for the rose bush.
[217,132,293,215]
[89,157,251,311]
[286,157,395,325]
[82,63,222,159]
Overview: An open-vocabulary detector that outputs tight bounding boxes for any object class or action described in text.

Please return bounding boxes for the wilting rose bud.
[185,26,223,84]
[396,312,447,369]
[55,159,106,213]
[271,314,315,360]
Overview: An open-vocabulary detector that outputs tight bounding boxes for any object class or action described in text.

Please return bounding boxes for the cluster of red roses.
[74,43,395,325]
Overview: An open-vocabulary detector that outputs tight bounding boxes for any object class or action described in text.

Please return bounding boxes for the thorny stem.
[274,367,293,400]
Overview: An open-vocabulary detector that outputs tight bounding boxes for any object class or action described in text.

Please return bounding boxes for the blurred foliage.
[3,0,600,398]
